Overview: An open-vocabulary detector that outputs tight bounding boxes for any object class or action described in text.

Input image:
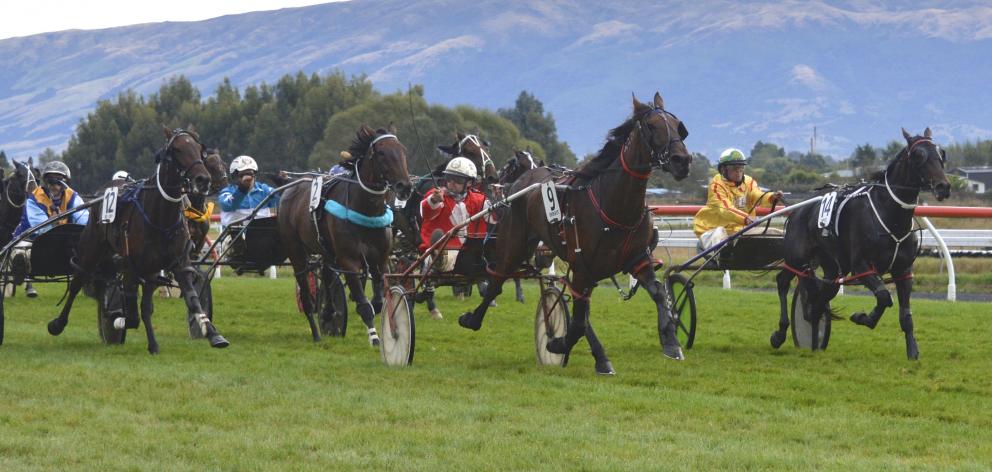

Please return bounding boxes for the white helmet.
[443,157,477,180]
[230,155,259,174]
[112,170,130,180]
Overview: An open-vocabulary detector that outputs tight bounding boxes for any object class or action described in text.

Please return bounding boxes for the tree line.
[12,72,577,192]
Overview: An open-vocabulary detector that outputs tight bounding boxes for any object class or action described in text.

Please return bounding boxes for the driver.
[11,161,90,288]
[693,148,782,250]
[218,155,279,229]
[419,157,493,254]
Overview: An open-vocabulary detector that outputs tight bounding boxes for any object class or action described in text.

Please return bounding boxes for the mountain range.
[1,0,991,163]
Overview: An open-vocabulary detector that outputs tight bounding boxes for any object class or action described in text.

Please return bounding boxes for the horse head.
[438,132,498,184]
[350,124,413,200]
[895,127,951,201]
[7,160,37,206]
[160,125,211,196]
[632,92,692,181]
[203,148,228,194]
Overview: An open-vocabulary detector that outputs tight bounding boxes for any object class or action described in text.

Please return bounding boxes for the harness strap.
[782,262,813,279]
[586,187,643,231]
[619,141,650,180]
[834,266,878,285]
[891,271,914,282]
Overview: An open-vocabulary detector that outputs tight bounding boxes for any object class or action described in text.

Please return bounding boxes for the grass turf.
[0,277,990,470]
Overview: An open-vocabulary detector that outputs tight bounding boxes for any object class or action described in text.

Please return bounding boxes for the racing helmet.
[230,155,259,175]
[443,157,477,181]
[112,170,130,180]
[717,148,748,168]
[42,161,71,181]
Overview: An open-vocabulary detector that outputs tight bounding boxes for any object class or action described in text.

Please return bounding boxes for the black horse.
[458,92,693,374]
[770,127,951,359]
[0,161,37,248]
[47,125,228,353]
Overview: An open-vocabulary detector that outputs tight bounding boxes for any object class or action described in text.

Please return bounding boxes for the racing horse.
[458,92,693,374]
[0,161,38,244]
[185,148,228,256]
[770,127,951,359]
[279,125,412,344]
[47,125,229,353]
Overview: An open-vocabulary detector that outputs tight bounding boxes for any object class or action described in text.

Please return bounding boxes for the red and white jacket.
[419,189,493,252]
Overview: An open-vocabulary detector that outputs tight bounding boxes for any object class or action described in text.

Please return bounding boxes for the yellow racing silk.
[184,201,215,223]
[31,186,74,222]
[693,174,775,237]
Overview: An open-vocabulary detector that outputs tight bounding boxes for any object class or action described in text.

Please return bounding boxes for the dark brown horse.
[278,125,412,344]
[770,128,951,359]
[458,92,692,374]
[437,132,499,186]
[0,161,37,248]
[186,148,228,256]
[47,125,228,353]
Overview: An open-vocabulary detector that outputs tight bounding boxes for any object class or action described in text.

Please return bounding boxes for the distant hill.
[1,0,991,162]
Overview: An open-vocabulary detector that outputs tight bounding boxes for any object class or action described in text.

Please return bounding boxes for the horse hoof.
[457,313,482,331]
[148,346,160,355]
[546,337,568,355]
[209,334,230,348]
[370,337,380,347]
[770,331,787,349]
[850,312,877,329]
[595,361,615,376]
[662,344,685,361]
[47,319,66,336]
[906,340,919,360]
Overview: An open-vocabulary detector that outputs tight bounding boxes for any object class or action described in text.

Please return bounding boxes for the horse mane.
[573,117,636,178]
[348,127,389,158]
[868,142,911,183]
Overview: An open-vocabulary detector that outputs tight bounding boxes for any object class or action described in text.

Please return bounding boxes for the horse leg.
[343,272,379,346]
[849,273,892,329]
[174,267,229,348]
[514,278,525,303]
[140,281,159,354]
[47,274,89,336]
[456,275,507,331]
[632,267,684,361]
[369,265,385,314]
[583,318,614,375]
[894,273,919,360]
[770,270,795,348]
[546,285,591,357]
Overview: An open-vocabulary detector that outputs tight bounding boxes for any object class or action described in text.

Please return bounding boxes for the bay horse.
[47,125,229,353]
[186,148,228,256]
[278,125,412,344]
[770,127,950,360]
[458,92,693,374]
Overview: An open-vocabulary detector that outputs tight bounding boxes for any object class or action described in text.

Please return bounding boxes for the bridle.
[457,134,495,179]
[4,164,35,208]
[355,133,400,195]
[883,137,946,210]
[621,107,688,179]
[154,129,209,204]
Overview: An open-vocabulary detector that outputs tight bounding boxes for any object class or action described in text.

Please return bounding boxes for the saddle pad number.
[817,191,838,229]
[101,187,119,224]
[541,181,561,224]
[394,197,407,209]
[308,177,323,212]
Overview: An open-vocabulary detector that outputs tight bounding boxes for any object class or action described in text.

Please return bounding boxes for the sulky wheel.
[791,283,831,350]
[317,272,349,337]
[664,273,697,350]
[380,286,415,366]
[534,286,570,367]
[0,283,6,346]
[188,269,213,339]
[97,282,127,345]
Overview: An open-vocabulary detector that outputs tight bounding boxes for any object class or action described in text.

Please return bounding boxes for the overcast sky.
[1,1,340,40]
